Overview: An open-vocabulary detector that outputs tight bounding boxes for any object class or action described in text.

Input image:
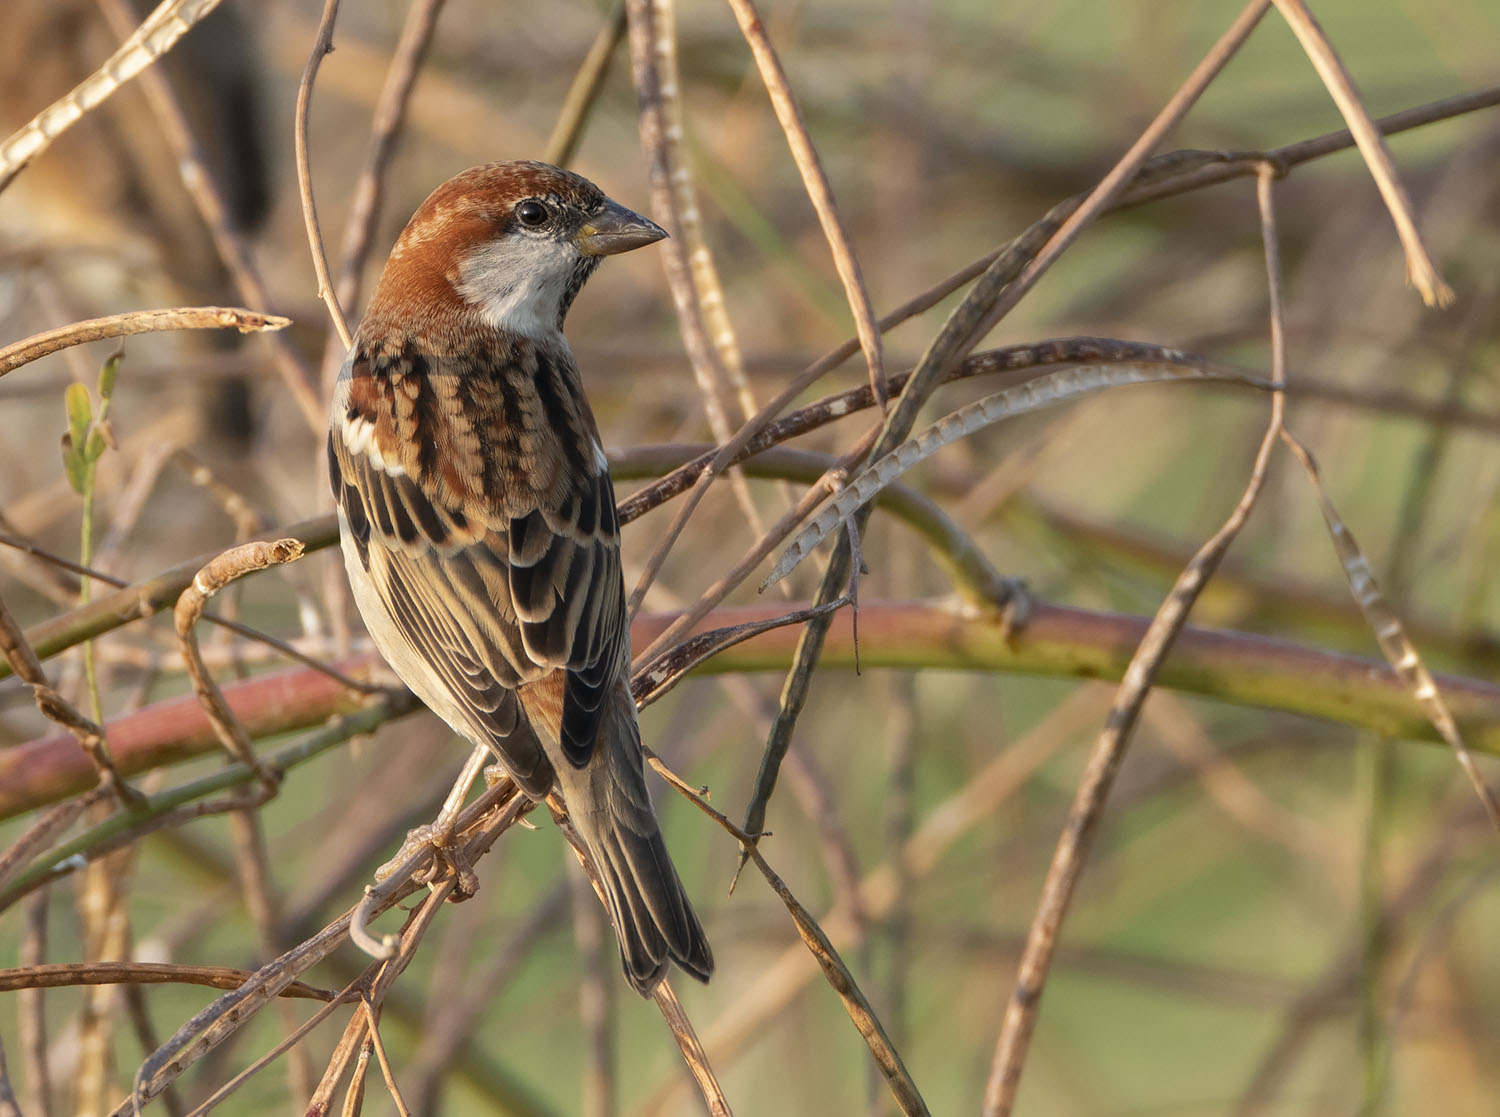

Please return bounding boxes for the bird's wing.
[329,339,626,783]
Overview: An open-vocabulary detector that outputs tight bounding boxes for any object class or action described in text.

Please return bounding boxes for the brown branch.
[0,963,332,1001]
[0,307,289,380]
[0,657,395,820]
[0,0,226,188]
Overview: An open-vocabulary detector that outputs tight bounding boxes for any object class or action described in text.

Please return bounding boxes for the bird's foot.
[376,821,480,899]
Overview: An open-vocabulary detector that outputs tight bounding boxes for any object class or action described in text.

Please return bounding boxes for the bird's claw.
[376,822,479,899]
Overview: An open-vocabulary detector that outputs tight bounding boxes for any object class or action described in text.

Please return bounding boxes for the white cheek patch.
[457,236,575,339]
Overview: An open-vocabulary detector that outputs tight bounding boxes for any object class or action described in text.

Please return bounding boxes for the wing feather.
[330,340,625,781]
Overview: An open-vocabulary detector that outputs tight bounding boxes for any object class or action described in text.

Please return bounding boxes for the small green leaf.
[98,351,121,401]
[85,428,107,462]
[65,382,93,450]
[61,433,86,494]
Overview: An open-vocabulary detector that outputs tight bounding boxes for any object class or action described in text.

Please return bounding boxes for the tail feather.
[555,683,713,996]
[592,819,713,994]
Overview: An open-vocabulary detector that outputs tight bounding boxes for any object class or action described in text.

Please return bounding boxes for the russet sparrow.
[327,160,712,995]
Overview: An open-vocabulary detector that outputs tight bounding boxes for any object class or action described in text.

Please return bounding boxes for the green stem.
[79,479,101,725]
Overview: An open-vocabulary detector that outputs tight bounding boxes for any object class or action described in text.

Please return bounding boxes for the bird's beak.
[574,200,668,256]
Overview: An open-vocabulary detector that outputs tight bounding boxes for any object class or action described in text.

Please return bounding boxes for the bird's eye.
[515,200,550,228]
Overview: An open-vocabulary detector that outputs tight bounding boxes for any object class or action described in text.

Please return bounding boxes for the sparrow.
[327,160,712,995]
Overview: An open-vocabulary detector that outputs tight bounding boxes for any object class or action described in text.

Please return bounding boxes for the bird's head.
[362,160,666,343]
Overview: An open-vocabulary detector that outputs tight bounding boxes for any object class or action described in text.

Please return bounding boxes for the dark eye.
[515,199,549,228]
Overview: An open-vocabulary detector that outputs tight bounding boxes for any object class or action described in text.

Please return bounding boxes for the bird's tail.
[555,685,713,996]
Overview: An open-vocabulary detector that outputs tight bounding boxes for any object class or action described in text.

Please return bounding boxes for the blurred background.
[2,1,1499,1113]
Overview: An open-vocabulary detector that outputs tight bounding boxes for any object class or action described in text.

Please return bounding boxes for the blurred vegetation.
[1,0,1499,1114]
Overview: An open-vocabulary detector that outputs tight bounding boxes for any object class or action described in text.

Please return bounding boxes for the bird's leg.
[375,742,490,897]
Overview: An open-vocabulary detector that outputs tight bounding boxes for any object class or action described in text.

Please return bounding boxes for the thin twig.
[0,0,225,188]
[651,981,732,1116]
[980,155,1287,1117]
[18,892,51,1117]
[0,307,289,380]
[92,0,325,432]
[650,755,929,1115]
[0,586,138,807]
[1269,0,1454,307]
[123,783,528,1115]
[0,963,332,1000]
[173,540,305,787]
[1279,430,1500,832]
[324,0,448,393]
[622,0,772,615]
[966,1,1275,347]
[722,0,886,409]
[296,0,354,350]
[545,1,627,168]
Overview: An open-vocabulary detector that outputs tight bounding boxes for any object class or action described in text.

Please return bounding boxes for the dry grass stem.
[651,980,732,1116]
[296,0,353,349]
[0,0,225,187]
[723,0,886,409]
[622,0,772,610]
[0,962,332,1000]
[650,757,928,1114]
[1270,0,1455,307]
[92,0,326,432]
[1280,431,1500,832]
[324,0,449,393]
